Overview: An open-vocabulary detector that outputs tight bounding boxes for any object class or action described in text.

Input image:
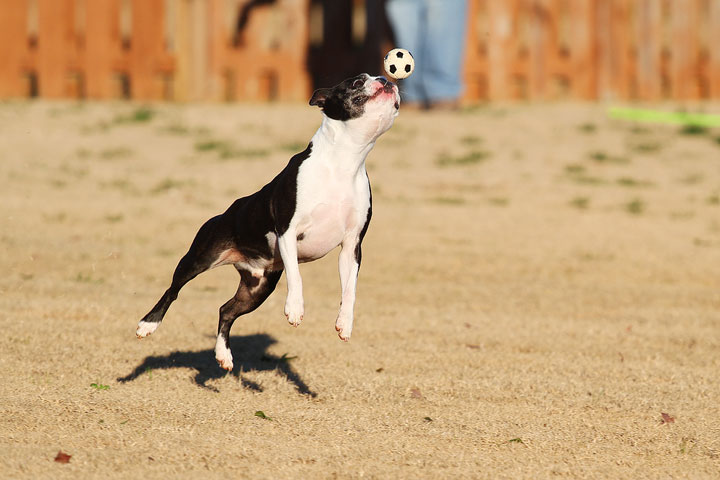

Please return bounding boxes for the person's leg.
[385,0,426,104]
[422,0,467,105]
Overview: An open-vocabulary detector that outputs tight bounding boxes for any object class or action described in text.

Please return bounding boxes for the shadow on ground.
[117,333,316,396]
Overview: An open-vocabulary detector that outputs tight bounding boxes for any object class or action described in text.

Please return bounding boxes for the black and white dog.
[136,74,400,371]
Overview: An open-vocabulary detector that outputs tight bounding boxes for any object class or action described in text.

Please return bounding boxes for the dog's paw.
[136,320,159,339]
[215,337,234,371]
[335,316,352,342]
[284,297,304,327]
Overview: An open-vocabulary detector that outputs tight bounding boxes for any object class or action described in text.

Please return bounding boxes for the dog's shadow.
[117,333,316,396]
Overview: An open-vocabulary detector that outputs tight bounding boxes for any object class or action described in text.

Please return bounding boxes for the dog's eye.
[352,96,364,105]
[352,79,364,89]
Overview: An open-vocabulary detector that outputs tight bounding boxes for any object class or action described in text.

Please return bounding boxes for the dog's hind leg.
[215,268,282,371]
[137,216,234,338]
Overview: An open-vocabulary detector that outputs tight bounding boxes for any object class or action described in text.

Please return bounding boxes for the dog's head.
[309,74,400,142]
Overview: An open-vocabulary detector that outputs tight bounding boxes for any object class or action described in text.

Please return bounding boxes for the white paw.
[136,321,159,339]
[215,336,234,371]
[335,315,353,342]
[284,297,304,327]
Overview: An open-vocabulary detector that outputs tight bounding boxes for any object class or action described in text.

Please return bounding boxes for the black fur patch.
[354,182,372,266]
[309,75,372,121]
[223,141,313,257]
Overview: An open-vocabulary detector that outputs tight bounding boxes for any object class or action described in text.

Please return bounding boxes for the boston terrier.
[136,74,400,371]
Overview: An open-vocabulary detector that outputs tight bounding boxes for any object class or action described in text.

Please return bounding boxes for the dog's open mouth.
[369,83,398,105]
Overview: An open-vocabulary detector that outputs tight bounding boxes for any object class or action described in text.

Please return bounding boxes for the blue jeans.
[385,0,467,104]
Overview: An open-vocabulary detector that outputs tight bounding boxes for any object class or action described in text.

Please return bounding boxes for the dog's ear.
[309,88,331,107]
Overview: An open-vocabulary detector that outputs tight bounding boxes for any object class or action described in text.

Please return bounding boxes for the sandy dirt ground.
[1,99,719,479]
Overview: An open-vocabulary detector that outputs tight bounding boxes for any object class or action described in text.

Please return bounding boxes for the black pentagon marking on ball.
[389,64,397,74]
[404,64,411,73]
[396,51,404,58]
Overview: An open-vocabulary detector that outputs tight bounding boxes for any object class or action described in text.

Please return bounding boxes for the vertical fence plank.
[710,0,720,97]
[0,0,29,97]
[85,0,121,98]
[635,0,661,100]
[37,0,75,98]
[670,0,699,100]
[130,0,166,99]
[594,0,612,100]
[567,0,595,99]
[486,0,511,99]
[528,0,550,99]
[613,0,632,99]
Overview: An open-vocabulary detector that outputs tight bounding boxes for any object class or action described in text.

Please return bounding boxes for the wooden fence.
[0,0,310,102]
[0,0,719,102]
[465,0,720,101]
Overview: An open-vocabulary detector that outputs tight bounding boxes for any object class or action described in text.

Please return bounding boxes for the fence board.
[85,0,122,98]
[0,0,29,97]
[708,0,720,98]
[0,0,719,102]
[37,0,75,98]
[670,0,700,100]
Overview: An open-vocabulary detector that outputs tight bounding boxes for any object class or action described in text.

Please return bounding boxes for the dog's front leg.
[277,231,304,326]
[335,236,362,341]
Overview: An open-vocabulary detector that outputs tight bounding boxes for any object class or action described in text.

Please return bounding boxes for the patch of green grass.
[588,151,630,165]
[101,178,137,193]
[570,175,607,186]
[49,179,67,189]
[219,147,269,160]
[507,438,525,445]
[578,123,596,134]
[679,124,707,136]
[616,177,654,188]
[628,142,662,154]
[625,198,645,215]
[150,178,193,194]
[161,124,190,135]
[279,141,307,153]
[707,194,719,205]
[59,163,89,178]
[714,136,720,146]
[488,197,509,206]
[570,197,590,209]
[565,164,586,175]
[436,150,490,166]
[279,353,297,363]
[459,135,482,145]
[423,416,433,422]
[114,107,155,124]
[195,140,226,152]
[254,411,272,421]
[90,383,109,390]
[195,139,269,160]
[629,125,651,135]
[679,173,703,185]
[104,214,124,223]
[75,273,104,284]
[430,196,465,205]
[100,147,133,160]
[669,211,695,220]
[76,148,92,159]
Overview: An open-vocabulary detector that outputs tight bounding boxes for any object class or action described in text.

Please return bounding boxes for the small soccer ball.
[384,48,415,80]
